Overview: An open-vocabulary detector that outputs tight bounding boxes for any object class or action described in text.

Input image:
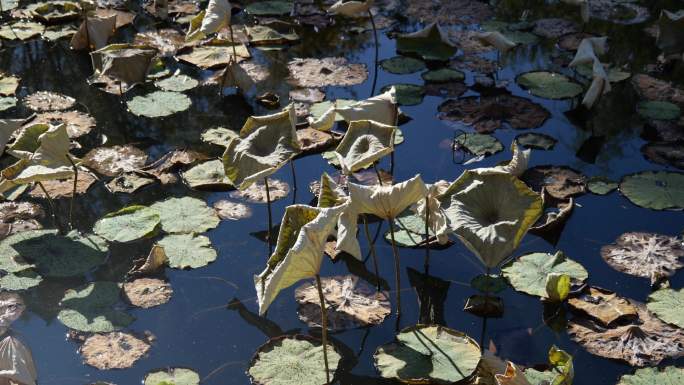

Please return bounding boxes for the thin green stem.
[479,266,491,353]
[315,274,331,385]
[362,215,380,291]
[388,218,401,318]
[67,155,78,230]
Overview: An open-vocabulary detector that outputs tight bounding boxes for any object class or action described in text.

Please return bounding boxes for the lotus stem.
[219,24,239,96]
[373,163,383,186]
[67,155,78,230]
[315,274,331,385]
[367,9,379,97]
[290,159,297,193]
[388,218,402,318]
[37,181,59,232]
[424,196,430,274]
[264,177,273,255]
[362,215,380,291]
[83,8,90,51]
[479,266,491,353]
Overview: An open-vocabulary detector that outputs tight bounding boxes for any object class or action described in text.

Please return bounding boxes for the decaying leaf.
[128,244,168,276]
[0,293,25,336]
[134,29,185,56]
[287,57,368,88]
[32,110,96,138]
[70,15,116,50]
[294,274,390,330]
[213,199,252,220]
[532,18,578,38]
[123,277,173,308]
[333,120,395,174]
[521,165,587,200]
[404,0,493,25]
[182,159,232,189]
[438,95,550,133]
[0,335,37,385]
[23,91,75,112]
[567,286,638,326]
[82,145,148,177]
[28,170,97,199]
[80,331,151,370]
[106,171,156,193]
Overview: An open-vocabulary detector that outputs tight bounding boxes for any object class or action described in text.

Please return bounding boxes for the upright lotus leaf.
[317,172,347,208]
[412,180,450,244]
[657,10,684,55]
[0,124,74,188]
[474,31,517,52]
[440,170,543,268]
[222,104,301,190]
[0,119,23,155]
[328,0,371,17]
[150,196,220,234]
[337,175,428,258]
[502,251,588,297]
[334,120,396,174]
[619,171,684,210]
[308,87,398,131]
[647,288,684,328]
[568,37,611,108]
[618,366,684,385]
[93,205,161,243]
[90,44,158,92]
[187,0,231,41]
[479,141,530,177]
[57,281,134,332]
[601,232,684,284]
[255,203,347,315]
[396,22,457,61]
[373,324,482,384]
[0,335,37,385]
[70,15,117,50]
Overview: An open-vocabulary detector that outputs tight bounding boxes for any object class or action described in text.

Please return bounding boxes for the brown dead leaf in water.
[94,8,136,28]
[80,332,150,370]
[213,200,253,220]
[32,110,96,139]
[601,232,684,285]
[297,128,339,154]
[229,178,290,203]
[295,274,390,331]
[438,95,550,133]
[142,149,207,184]
[106,171,156,193]
[129,245,168,276]
[28,170,98,199]
[558,32,597,51]
[450,55,497,74]
[641,141,684,170]
[532,18,579,39]
[632,74,684,107]
[521,165,587,200]
[82,145,148,177]
[405,0,493,25]
[287,57,368,88]
[289,88,325,104]
[529,187,574,245]
[568,287,638,326]
[134,29,185,57]
[123,278,173,308]
[24,91,76,112]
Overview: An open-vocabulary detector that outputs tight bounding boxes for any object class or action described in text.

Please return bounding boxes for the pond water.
[1,0,683,384]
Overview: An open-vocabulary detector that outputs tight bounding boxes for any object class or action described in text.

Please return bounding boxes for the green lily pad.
[587,176,618,195]
[576,63,631,83]
[127,91,192,118]
[455,132,504,156]
[374,324,481,384]
[0,229,108,278]
[618,366,684,385]
[181,159,233,189]
[150,197,220,234]
[647,288,684,328]
[157,234,217,269]
[144,368,200,385]
[0,96,16,111]
[0,74,19,96]
[0,270,42,291]
[57,281,134,332]
[248,335,342,385]
[501,251,588,298]
[470,274,508,294]
[382,84,425,106]
[245,1,293,16]
[619,171,684,210]
[93,205,161,243]
[515,132,557,150]
[201,126,238,147]
[154,73,199,92]
[421,68,465,83]
[637,101,681,121]
[380,56,426,74]
[517,71,584,99]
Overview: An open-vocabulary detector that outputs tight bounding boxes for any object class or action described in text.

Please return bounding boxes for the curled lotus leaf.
[127,91,192,118]
[619,171,684,210]
[248,335,341,385]
[617,366,684,385]
[454,132,503,157]
[80,331,150,370]
[373,324,481,384]
[246,25,299,46]
[27,1,81,24]
[516,71,583,100]
[229,178,290,203]
[144,368,200,385]
[521,165,587,200]
[601,232,684,284]
[438,95,550,133]
[396,22,457,61]
[529,188,574,245]
[647,288,684,328]
[82,145,148,177]
[57,281,134,333]
[70,15,116,50]
[502,251,588,298]
[89,44,157,93]
[123,277,172,309]
[182,159,232,190]
[295,274,390,330]
[567,286,638,326]
[568,298,684,366]
[150,196,220,234]
[287,57,368,88]
[176,42,250,69]
[93,205,161,243]
[157,233,217,269]
[333,120,395,174]
[308,88,397,131]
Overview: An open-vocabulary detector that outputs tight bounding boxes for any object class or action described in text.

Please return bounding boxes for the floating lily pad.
[575,63,631,83]
[501,251,588,298]
[455,132,504,156]
[287,57,367,88]
[181,159,232,189]
[382,84,424,106]
[438,95,550,133]
[248,335,341,385]
[618,366,684,385]
[0,74,19,96]
[587,176,618,195]
[637,100,681,121]
[213,200,253,220]
[0,270,42,291]
[0,96,16,111]
[515,132,557,150]
[123,277,172,309]
[380,56,426,74]
[144,368,200,385]
[229,178,290,203]
[127,91,191,118]
[154,73,199,92]
[247,25,299,46]
[176,43,250,69]
[24,91,75,111]
[522,165,587,199]
[157,234,217,269]
[589,0,650,25]
[374,324,481,384]
[421,68,465,83]
[93,205,161,243]
[567,286,638,326]
[0,0,19,11]
[295,275,390,331]
[647,288,684,328]
[82,145,148,177]
[80,331,150,369]
[201,126,238,147]
[57,281,134,333]
[150,196,220,234]
[517,71,583,99]
[245,1,293,16]
[619,171,684,210]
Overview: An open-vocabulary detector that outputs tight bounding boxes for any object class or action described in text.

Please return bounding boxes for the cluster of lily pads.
[0,0,682,384]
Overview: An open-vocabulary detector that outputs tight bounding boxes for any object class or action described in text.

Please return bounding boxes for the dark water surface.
[2,0,684,384]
